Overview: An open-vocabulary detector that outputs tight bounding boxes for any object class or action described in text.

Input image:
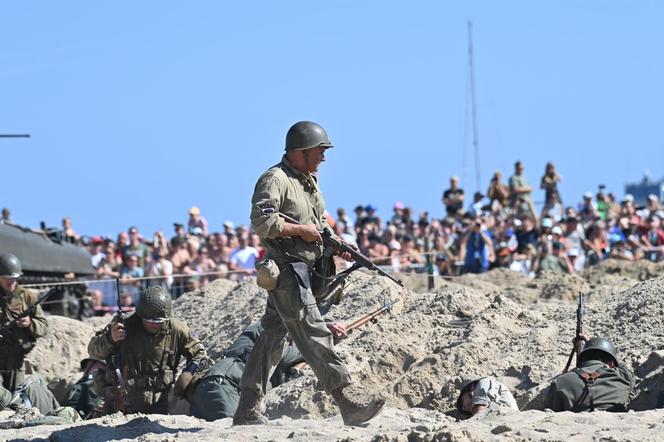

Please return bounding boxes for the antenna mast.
[467,21,481,192]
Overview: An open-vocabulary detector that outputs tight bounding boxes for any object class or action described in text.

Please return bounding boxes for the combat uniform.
[470,377,519,411]
[188,322,303,421]
[88,313,207,414]
[240,155,352,398]
[235,121,384,427]
[546,359,635,412]
[0,285,49,391]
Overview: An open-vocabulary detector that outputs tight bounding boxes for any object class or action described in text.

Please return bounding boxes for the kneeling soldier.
[88,286,207,414]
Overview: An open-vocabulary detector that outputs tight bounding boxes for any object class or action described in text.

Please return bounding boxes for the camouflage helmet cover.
[581,337,618,363]
[285,121,333,151]
[0,253,22,278]
[136,286,172,322]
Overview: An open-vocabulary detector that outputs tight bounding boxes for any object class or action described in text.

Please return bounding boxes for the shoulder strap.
[574,370,602,412]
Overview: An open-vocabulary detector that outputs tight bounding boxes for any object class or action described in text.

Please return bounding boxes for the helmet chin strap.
[302,148,313,172]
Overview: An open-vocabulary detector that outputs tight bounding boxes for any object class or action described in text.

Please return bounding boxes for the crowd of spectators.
[3,160,663,307]
[329,160,664,279]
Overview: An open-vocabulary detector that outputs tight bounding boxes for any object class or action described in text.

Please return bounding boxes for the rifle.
[289,298,401,374]
[0,289,53,340]
[260,207,404,288]
[563,292,585,373]
[107,278,130,413]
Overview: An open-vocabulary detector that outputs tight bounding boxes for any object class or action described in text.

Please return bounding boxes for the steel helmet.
[0,253,22,278]
[136,286,172,322]
[580,337,618,363]
[285,121,333,151]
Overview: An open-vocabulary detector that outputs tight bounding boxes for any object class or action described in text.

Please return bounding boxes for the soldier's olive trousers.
[240,264,351,395]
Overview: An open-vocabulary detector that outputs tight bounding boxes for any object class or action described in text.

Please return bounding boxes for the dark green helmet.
[136,286,172,322]
[581,337,618,363]
[285,121,333,151]
[0,253,22,278]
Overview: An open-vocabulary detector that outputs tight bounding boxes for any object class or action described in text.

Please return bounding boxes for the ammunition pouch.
[127,369,175,392]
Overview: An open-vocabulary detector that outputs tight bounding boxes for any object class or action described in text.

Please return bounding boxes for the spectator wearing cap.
[442,176,465,219]
[536,241,572,274]
[362,205,382,230]
[578,192,598,225]
[122,226,149,269]
[390,202,406,232]
[563,216,586,269]
[646,194,661,218]
[516,217,538,253]
[509,161,536,220]
[620,194,637,219]
[188,206,209,237]
[223,220,236,241]
[466,192,485,219]
[90,237,106,269]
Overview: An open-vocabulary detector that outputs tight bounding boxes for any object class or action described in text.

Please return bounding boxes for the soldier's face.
[142,319,162,334]
[305,146,327,172]
[0,276,18,293]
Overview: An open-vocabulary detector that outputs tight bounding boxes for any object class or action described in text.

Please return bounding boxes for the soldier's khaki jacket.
[88,313,206,413]
[0,285,49,387]
[251,156,331,267]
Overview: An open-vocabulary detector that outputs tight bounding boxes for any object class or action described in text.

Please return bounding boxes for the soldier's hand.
[110,322,127,343]
[299,224,323,243]
[15,316,31,328]
[327,322,348,339]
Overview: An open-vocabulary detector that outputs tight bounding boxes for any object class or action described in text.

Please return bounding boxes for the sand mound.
[173,278,266,359]
[25,315,95,380]
[9,261,664,441]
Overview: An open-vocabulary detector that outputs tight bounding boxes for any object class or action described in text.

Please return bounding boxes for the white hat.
[552,226,563,235]
[542,218,554,228]
[622,194,634,203]
[583,191,593,199]
[223,220,235,229]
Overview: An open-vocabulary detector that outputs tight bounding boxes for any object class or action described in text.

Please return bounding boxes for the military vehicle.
[0,221,95,318]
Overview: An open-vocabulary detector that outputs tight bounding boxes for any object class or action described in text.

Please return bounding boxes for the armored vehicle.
[0,221,95,318]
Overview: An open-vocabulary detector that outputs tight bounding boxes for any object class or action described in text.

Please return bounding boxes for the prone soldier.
[546,337,635,412]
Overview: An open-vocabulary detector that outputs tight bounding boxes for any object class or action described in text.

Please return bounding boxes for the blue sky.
[1,1,662,237]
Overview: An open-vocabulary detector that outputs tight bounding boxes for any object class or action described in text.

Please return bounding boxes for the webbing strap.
[574,371,601,412]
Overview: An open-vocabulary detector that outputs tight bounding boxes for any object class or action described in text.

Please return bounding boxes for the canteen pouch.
[256,259,280,291]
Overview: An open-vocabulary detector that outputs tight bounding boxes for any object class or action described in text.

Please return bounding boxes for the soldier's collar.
[280,156,317,190]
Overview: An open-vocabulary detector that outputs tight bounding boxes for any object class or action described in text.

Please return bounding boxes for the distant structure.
[625,171,664,206]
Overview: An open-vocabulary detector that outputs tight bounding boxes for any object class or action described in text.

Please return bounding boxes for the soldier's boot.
[232,388,268,425]
[331,384,386,426]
